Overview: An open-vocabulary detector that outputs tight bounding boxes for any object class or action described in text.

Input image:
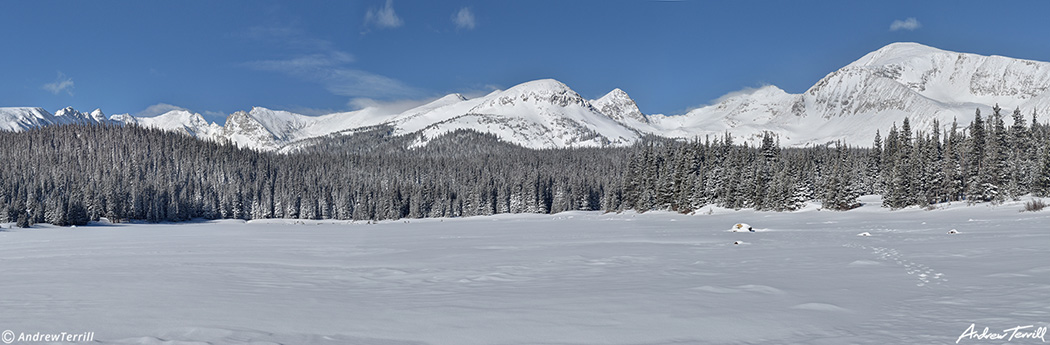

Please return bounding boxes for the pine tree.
[1007,107,1031,197]
[1035,146,1050,197]
[965,108,986,203]
[869,130,883,194]
[822,144,860,211]
[976,107,1008,202]
[943,118,966,201]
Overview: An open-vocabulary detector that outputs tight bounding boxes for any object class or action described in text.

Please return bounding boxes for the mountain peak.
[876,42,942,53]
[89,109,106,122]
[54,106,79,117]
[483,78,588,109]
[506,78,573,93]
[436,93,467,103]
[593,88,647,124]
[849,42,949,68]
[603,88,629,99]
[52,106,111,125]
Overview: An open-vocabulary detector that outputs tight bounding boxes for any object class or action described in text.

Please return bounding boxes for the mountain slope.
[404,79,640,149]
[112,110,223,139]
[0,107,60,131]
[99,80,641,151]
[6,43,1050,149]
[0,107,109,132]
[592,88,649,126]
[650,42,1050,146]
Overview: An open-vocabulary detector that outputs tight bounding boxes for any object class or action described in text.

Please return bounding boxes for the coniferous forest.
[2,106,1050,227]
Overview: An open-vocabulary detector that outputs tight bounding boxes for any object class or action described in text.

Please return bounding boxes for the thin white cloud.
[678,84,772,114]
[42,71,74,96]
[452,7,476,30]
[135,103,190,117]
[710,85,768,105]
[243,51,355,70]
[325,70,419,98]
[238,20,419,103]
[244,51,419,99]
[365,0,404,29]
[890,17,921,31]
[236,25,334,51]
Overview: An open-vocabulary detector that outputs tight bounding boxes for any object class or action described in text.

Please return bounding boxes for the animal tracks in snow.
[844,243,946,287]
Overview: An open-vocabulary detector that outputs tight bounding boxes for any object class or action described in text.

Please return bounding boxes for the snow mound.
[791,303,851,313]
[730,223,754,232]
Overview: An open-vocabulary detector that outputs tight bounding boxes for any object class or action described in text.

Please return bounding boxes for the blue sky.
[3,1,1050,122]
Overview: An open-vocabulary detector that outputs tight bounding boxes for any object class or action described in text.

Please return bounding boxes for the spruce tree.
[965,108,986,203]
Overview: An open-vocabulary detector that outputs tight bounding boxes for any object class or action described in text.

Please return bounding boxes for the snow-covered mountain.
[6,43,1050,149]
[128,79,641,151]
[111,109,223,138]
[591,88,649,126]
[644,42,1050,146]
[397,79,639,149]
[0,107,108,131]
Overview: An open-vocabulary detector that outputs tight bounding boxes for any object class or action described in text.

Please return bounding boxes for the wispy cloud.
[244,51,419,99]
[452,7,476,30]
[235,25,334,51]
[135,103,190,117]
[238,21,420,101]
[42,71,74,96]
[890,17,921,31]
[679,84,773,114]
[365,0,404,30]
[710,85,769,105]
[243,51,355,70]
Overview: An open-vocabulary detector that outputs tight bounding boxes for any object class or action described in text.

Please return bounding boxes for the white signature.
[957,323,1047,343]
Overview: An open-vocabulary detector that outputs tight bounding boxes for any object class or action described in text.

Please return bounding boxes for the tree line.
[620,105,1050,212]
[1,106,1048,227]
[0,125,630,226]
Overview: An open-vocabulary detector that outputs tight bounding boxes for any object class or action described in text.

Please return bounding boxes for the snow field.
[0,198,1048,344]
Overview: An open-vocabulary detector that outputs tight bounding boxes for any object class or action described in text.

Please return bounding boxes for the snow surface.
[2,197,1048,344]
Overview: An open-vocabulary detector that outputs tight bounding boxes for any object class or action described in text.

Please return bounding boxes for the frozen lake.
[2,197,1048,344]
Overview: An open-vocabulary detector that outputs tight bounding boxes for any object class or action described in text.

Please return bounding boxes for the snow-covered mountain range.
[0,107,107,132]
[637,42,1050,146]
[5,42,1050,150]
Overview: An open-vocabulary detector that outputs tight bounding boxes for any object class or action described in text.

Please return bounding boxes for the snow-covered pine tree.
[1007,107,1032,196]
[1035,145,1050,197]
[868,130,883,194]
[965,108,986,203]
